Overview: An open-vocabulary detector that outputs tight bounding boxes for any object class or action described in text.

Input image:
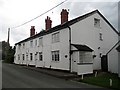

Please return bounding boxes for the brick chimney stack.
[45,16,52,31]
[30,26,35,37]
[61,9,69,24]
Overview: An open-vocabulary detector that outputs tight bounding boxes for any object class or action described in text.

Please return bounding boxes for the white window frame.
[18,54,20,60]
[52,32,60,43]
[23,43,25,49]
[30,40,33,47]
[30,53,33,61]
[22,54,25,60]
[39,37,43,46]
[35,39,37,47]
[39,52,43,61]
[18,44,21,50]
[94,18,100,28]
[79,51,93,63]
[35,53,37,61]
[51,51,59,62]
[99,33,103,41]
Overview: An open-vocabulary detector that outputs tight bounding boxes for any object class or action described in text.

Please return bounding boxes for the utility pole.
[7,28,10,46]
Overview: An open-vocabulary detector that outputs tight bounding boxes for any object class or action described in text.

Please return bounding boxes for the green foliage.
[2,41,15,63]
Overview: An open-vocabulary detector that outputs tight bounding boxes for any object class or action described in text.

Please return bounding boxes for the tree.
[1,41,15,63]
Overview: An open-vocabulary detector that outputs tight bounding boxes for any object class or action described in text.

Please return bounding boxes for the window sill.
[51,61,60,63]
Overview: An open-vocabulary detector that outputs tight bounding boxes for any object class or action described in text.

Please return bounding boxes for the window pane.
[51,51,59,62]
[30,41,33,47]
[30,53,32,61]
[39,38,43,46]
[23,54,24,60]
[39,52,42,61]
[99,33,103,41]
[94,18,100,27]
[35,40,37,46]
[52,32,60,43]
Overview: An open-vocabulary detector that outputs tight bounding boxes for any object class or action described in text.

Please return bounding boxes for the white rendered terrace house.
[14,9,120,75]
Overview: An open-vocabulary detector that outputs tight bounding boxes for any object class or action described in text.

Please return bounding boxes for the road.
[2,62,103,88]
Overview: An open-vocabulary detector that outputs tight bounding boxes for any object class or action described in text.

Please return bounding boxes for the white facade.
[15,28,70,71]
[70,13,119,73]
[14,10,119,75]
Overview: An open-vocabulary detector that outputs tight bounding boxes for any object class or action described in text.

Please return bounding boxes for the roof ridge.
[15,9,119,45]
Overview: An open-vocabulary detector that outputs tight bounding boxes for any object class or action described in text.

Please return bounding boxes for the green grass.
[79,72,120,90]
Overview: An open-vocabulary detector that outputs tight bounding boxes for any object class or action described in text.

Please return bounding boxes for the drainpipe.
[67,26,72,72]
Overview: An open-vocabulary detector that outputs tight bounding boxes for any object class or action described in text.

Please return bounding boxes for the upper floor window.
[18,44,21,50]
[99,33,103,41]
[18,54,20,60]
[52,32,60,43]
[35,39,37,46]
[39,37,43,46]
[23,43,25,49]
[94,18,100,28]
[30,40,33,47]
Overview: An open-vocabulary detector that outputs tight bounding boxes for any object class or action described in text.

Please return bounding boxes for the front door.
[101,55,108,72]
[71,52,78,72]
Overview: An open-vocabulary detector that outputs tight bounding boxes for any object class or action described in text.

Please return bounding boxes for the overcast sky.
[0,0,119,46]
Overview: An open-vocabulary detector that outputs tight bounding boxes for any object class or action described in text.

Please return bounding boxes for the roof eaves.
[64,10,98,26]
[15,9,119,45]
[71,44,93,52]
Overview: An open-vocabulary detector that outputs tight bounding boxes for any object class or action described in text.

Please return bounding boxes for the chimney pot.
[30,26,35,37]
[45,16,52,31]
[61,9,69,24]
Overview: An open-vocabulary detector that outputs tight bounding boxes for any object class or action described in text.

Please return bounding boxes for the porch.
[71,44,94,75]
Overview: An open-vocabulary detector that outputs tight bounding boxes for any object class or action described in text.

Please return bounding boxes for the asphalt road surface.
[2,62,105,89]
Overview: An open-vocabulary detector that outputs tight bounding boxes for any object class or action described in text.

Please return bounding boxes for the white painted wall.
[77,64,93,75]
[14,28,70,71]
[71,13,119,73]
[14,12,119,74]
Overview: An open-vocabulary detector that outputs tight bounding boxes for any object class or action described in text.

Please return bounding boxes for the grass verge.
[79,72,120,90]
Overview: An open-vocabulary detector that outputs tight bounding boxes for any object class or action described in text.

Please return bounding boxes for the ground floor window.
[35,54,37,61]
[30,53,33,61]
[39,52,42,61]
[79,51,93,63]
[22,54,25,60]
[18,54,20,60]
[51,51,59,62]
[26,55,28,61]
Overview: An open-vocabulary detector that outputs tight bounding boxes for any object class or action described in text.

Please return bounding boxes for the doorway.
[101,55,108,72]
[71,51,79,72]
